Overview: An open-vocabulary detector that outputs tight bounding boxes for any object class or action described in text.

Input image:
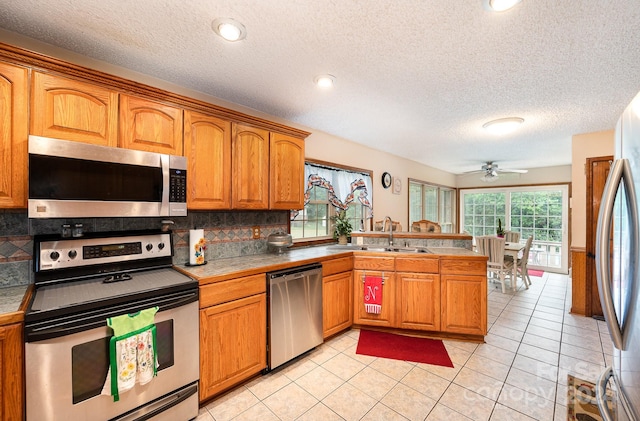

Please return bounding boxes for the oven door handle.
[25,288,198,342]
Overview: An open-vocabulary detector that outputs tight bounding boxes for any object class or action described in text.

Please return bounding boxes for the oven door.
[25,300,199,421]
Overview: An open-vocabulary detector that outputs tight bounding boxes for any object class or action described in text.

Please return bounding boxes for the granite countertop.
[0,285,29,323]
[174,244,484,284]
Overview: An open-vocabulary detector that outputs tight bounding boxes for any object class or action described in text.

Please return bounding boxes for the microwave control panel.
[169,169,187,203]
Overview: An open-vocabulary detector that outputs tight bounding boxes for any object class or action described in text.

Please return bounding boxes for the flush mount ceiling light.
[483,0,522,12]
[482,117,524,135]
[314,74,336,88]
[212,18,247,42]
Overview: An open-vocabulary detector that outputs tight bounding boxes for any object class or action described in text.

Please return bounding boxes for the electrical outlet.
[252,226,260,239]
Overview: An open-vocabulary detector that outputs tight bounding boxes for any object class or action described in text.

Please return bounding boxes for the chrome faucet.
[383,216,394,246]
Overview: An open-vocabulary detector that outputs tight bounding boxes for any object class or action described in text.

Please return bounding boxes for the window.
[460,185,569,273]
[291,162,373,241]
[408,179,456,233]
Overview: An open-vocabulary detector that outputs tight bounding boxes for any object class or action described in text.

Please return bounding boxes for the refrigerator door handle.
[596,159,638,349]
[596,367,616,421]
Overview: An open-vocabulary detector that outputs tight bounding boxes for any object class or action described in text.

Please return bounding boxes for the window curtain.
[291,163,373,218]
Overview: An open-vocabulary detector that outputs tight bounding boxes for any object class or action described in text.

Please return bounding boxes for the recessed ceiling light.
[483,0,522,12]
[482,117,524,135]
[212,18,247,42]
[314,74,336,88]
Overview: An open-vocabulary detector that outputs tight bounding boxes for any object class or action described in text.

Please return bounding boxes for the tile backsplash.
[0,209,288,287]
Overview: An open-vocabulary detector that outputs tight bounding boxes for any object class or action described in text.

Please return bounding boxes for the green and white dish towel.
[101,306,159,402]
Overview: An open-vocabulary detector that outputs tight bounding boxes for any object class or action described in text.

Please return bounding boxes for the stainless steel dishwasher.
[267,263,323,370]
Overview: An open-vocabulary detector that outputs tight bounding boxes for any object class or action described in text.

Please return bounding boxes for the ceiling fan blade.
[497,168,528,173]
[463,169,487,174]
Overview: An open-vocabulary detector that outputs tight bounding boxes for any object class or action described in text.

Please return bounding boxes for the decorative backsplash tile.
[0,209,288,287]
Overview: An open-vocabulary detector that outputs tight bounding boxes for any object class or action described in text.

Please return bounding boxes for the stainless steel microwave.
[28,135,187,218]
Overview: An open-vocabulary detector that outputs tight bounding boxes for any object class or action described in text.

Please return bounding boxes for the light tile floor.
[197,272,612,421]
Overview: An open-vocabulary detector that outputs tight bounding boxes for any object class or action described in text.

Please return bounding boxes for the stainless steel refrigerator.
[596,90,640,421]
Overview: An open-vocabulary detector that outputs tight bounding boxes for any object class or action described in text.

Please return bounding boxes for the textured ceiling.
[1,0,640,175]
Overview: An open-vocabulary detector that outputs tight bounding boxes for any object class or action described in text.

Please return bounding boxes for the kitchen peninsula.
[175,243,487,402]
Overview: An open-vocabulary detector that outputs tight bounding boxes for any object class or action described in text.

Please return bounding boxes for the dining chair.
[475,235,489,256]
[410,219,442,233]
[485,236,514,293]
[504,231,521,243]
[517,235,534,288]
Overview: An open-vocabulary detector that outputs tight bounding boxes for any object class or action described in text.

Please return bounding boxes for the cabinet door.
[0,62,28,208]
[184,111,231,209]
[397,272,440,331]
[353,270,395,327]
[323,271,353,338]
[31,71,118,146]
[119,94,183,155]
[269,133,305,210]
[199,293,266,401]
[0,323,24,421]
[441,274,487,336]
[231,124,269,209]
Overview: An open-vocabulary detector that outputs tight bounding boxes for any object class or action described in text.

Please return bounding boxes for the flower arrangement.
[331,210,353,244]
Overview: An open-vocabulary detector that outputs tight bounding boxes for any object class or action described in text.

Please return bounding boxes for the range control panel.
[37,232,173,271]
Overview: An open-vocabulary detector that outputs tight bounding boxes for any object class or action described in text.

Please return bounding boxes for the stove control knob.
[49,251,60,261]
[158,242,165,250]
[146,243,153,251]
[68,250,78,259]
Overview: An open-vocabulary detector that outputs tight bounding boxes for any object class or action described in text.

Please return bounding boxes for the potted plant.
[496,218,505,237]
[331,210,353,245]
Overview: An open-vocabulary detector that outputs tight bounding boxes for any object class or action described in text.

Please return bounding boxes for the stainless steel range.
[25,230,199,421]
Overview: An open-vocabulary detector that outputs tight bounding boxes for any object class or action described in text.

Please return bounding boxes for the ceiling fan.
[465,162,528,182]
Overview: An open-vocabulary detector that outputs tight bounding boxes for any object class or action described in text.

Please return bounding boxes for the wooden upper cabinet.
[184,111,232,209]
[0,62,28,208]
[119,94,183,155]
[269,133,305,210]
[31,71,118,146]
[232,123,270,209]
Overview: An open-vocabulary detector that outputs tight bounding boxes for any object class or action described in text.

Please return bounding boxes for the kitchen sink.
[328,245,432,253]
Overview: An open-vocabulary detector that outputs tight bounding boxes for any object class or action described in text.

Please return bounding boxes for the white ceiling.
[1,0,640,175]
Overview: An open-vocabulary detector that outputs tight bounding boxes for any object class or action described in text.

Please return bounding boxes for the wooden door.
[199,294,266,401]
[323,271,353,338]
[184,111,231,209]
[269,133,305,209]
[31,71,118,146]
[119,94,183,154]
[586,156,613,317]
[441,274,487,335]
[397,272,440,331]
[232,124,269,209]
[0,62,28,208]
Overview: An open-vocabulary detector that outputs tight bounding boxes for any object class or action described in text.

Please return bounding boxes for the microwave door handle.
[596,159,625,349]
[160,154,170,216]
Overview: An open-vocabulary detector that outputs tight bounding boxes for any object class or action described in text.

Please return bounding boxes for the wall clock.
[381,172,392,188]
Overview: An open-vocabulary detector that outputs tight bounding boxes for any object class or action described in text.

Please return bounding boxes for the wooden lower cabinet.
[0,322,23,421]
[322,257,353,338]
[396,272,440,331]
[353,270,395,327]
[440,274,486,335]
[199,275,267,402]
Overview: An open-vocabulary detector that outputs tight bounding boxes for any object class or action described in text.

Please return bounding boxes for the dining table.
[504,241,525,289]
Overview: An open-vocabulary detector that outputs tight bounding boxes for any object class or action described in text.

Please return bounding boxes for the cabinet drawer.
[323,256,354,276]
[353,256,394,271]
[440,258,486,275]
[395,256,439,273]
[200,274,266,308]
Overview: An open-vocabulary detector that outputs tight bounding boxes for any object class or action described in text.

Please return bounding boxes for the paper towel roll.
[189,229,205,265]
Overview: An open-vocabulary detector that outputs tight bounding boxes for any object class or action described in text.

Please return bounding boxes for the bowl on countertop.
[267,232,292,253]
